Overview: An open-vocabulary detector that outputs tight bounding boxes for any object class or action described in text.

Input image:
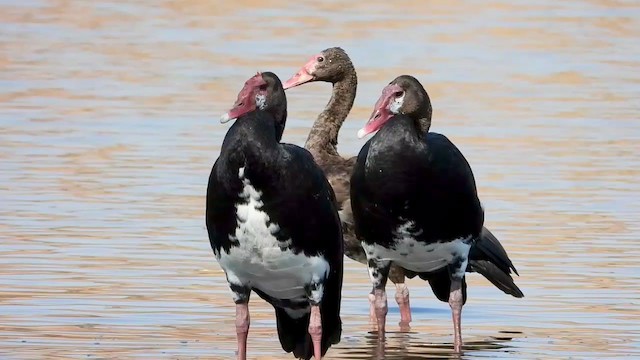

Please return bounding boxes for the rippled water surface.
[1,0,639,359]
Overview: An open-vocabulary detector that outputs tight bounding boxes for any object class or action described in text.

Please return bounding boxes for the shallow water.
[1,0,639,359]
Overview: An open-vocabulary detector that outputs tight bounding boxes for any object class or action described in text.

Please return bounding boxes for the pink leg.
[449,279,464,353]
[235,303,250,360]
[394,283,412,328]
[373,289,388,339]
[308,304,323,360]
[368,292,377,325]
[375,336,386,360]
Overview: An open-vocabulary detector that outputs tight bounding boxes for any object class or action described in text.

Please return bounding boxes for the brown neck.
[416,112,431,135]
[305,69,357,156]
[416,103,433,134]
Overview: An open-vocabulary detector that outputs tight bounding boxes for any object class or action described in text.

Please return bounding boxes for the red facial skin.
[282,54,322,89]
[221,73,268,123]
[357,83,403,138]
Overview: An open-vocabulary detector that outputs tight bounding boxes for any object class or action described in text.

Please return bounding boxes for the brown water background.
[1,0,639,358]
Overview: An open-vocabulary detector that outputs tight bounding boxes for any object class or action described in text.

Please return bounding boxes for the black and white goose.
[206,72,343,360]
[351,75,521,353]
[283,48,523,330]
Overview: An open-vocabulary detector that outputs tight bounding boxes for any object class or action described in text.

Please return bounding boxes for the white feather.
[362,220,471,278]
[217,167,330,315]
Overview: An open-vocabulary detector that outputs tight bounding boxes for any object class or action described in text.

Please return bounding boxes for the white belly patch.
[217,167,330,310]
[361,220,472,276]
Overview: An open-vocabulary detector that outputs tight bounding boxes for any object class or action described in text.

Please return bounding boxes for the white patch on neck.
[389,92,405,114]
[361,219,471,277]
[255,94,266,110]
[217,166,330,316]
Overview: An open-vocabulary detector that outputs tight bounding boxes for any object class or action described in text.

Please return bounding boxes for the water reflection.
[327,329,520,359]
[1,0,640,358]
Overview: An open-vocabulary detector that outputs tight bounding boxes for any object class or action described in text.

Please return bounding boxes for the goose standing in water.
[206,72,343,360]
[283,47,415,326]
[283,49,523,332]
[351,75,520,352]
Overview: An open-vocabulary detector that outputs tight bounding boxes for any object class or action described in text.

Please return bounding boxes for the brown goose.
[282,48,413,325]
[283,48,523,330]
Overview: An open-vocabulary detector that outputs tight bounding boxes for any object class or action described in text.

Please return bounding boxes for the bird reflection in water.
[334,329,521,359]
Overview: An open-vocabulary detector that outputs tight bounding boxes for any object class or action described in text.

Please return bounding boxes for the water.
[1,0,639,358]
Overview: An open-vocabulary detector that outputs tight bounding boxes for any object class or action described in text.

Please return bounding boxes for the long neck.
[367,115,425,173]
[416,115,432,135]
[222,113,280,169]
[416,97,433,134]
[305,69,357,156]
